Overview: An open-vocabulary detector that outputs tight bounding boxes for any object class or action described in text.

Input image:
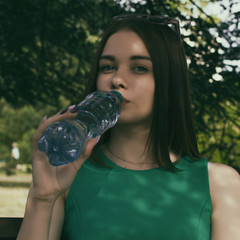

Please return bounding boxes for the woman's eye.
[134,65,148,73]
[100,65,116,73]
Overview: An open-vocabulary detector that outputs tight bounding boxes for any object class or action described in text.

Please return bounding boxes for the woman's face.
[97,30,155,127]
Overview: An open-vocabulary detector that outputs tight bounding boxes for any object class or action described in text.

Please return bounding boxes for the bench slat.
[0,217,23,240]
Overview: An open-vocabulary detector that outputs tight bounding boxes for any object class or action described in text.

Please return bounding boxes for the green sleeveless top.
[61,148,212,240]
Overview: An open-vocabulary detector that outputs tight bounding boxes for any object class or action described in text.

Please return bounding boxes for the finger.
[72,136,101,170]
[83,136,101,156]
[60,105,76,115]
[41,115,47,124]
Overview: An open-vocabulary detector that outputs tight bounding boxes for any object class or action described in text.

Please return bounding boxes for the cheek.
[96,76,108,90]
[135,80,155,99]
[141,83,155,110]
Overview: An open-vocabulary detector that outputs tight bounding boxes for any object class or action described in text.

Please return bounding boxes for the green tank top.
[61,148,212,240]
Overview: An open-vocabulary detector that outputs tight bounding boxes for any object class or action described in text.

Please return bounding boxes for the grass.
[0,167,32,217]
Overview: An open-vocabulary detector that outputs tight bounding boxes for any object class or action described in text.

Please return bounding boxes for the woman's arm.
[17,109,99,240]
[17,187,61,240]
[209,163,240,240]
[48,193,68,240]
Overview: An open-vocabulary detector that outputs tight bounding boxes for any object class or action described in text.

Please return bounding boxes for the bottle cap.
[111,91,123,103]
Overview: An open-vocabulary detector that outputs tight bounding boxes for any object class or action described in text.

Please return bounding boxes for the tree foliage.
[0,0,125,107]
[0,97,69,165]
[0,0,239,171]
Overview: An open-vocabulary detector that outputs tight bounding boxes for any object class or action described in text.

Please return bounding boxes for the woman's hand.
[30,107,99,202]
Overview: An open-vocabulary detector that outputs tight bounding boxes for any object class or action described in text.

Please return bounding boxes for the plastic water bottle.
[38,91,122,166]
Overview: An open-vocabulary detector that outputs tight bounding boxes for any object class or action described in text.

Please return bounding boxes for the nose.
[111,70,128,90]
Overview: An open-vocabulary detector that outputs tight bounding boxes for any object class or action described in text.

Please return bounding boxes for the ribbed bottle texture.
[38,91,122,166]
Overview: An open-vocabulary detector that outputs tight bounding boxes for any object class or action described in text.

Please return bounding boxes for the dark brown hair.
[84,16,200,171]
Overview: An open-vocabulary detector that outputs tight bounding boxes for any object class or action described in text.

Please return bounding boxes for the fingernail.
[42,115,47,123]
[68,105,76,110]
[60,105,76,114]
[70,106,80,113]
[95,136,101,144]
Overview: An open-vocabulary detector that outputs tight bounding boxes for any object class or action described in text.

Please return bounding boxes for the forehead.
[101,30,150,57]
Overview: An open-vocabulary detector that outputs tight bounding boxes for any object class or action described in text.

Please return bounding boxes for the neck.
[101,124,181,170]
[102,125,158,170]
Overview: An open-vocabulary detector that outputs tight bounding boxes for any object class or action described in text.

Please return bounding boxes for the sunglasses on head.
[113,14,181,39]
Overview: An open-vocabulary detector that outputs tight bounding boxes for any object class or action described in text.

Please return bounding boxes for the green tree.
[0,0,239,171]
[0,97,69,168]
[0,0,125,107]
[118,0,240,171]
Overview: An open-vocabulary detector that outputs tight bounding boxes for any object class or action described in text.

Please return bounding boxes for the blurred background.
[0,0,239,217]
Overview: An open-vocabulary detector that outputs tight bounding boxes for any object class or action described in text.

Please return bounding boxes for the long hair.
[83,16,200,171]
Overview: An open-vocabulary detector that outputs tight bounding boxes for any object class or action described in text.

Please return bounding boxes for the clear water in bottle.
[38,91,122,166]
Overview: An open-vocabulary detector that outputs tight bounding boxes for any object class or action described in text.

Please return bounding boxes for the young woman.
[17,15,240,240]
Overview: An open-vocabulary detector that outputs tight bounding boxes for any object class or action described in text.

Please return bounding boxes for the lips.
[114,91,129,104]
[122,97,129,104]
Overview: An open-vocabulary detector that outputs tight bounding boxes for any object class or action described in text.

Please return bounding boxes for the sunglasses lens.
[113,15,180,37]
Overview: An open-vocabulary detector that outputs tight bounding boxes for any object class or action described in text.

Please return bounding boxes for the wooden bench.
[0,217,23,240]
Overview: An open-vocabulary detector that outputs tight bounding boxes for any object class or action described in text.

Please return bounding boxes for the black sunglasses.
[113,14,181,38]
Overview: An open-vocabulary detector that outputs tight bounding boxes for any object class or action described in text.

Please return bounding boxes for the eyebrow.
[100,55,115,61]
[100,55,152,61]
[130,55,152,61]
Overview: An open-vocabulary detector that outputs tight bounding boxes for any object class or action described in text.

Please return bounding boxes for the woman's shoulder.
[208,162,239,195]
[208,162,239,185]
[208,162,240,214]
[208,163,240,239]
